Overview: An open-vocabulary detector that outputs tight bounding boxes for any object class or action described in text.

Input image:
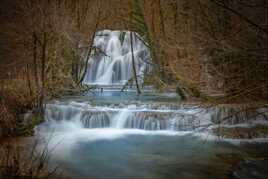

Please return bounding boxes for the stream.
[35,90,268,179]
[35,30,268,179]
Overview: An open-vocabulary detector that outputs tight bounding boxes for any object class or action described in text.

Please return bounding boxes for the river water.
[36,90,268,179]
[35,30,268,179]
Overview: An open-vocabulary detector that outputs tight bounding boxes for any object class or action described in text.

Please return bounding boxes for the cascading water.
[83,30,150,85]
[42,98,268,134]
[38,97,268,179]
[35,30,268,179]
[111,108,131,128]
[42,100,211,132]
[40,27,268,134]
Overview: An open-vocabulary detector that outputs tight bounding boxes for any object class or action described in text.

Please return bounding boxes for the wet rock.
[213,125,268,139]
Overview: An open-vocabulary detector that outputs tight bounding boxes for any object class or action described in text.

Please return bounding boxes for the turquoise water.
[44,130,268,179]
[63,90,180,105]
[39,91,268,179]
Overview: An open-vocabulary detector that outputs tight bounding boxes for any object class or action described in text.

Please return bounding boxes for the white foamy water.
[41,101,210,132]
[83,30,150,85]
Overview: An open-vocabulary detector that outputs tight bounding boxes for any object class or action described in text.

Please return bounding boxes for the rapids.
[35,30,268,179]
[36,91,268,179]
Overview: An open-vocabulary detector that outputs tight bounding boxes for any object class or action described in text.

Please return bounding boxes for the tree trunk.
[77,4,101,85]
[26,64,33,97]
[130,32,141,94]
[39,32,47,114]
[157,0,165,38]
[32,32,39,97]
[77,30,96,85]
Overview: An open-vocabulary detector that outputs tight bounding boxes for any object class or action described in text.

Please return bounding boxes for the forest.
[0,0,268,178]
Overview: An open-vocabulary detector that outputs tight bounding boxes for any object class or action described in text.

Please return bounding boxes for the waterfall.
[42,101,268,133]
[111,108,131,128]
[83,30,150,85]
[41,30,267,134]
[43,101,212,132]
